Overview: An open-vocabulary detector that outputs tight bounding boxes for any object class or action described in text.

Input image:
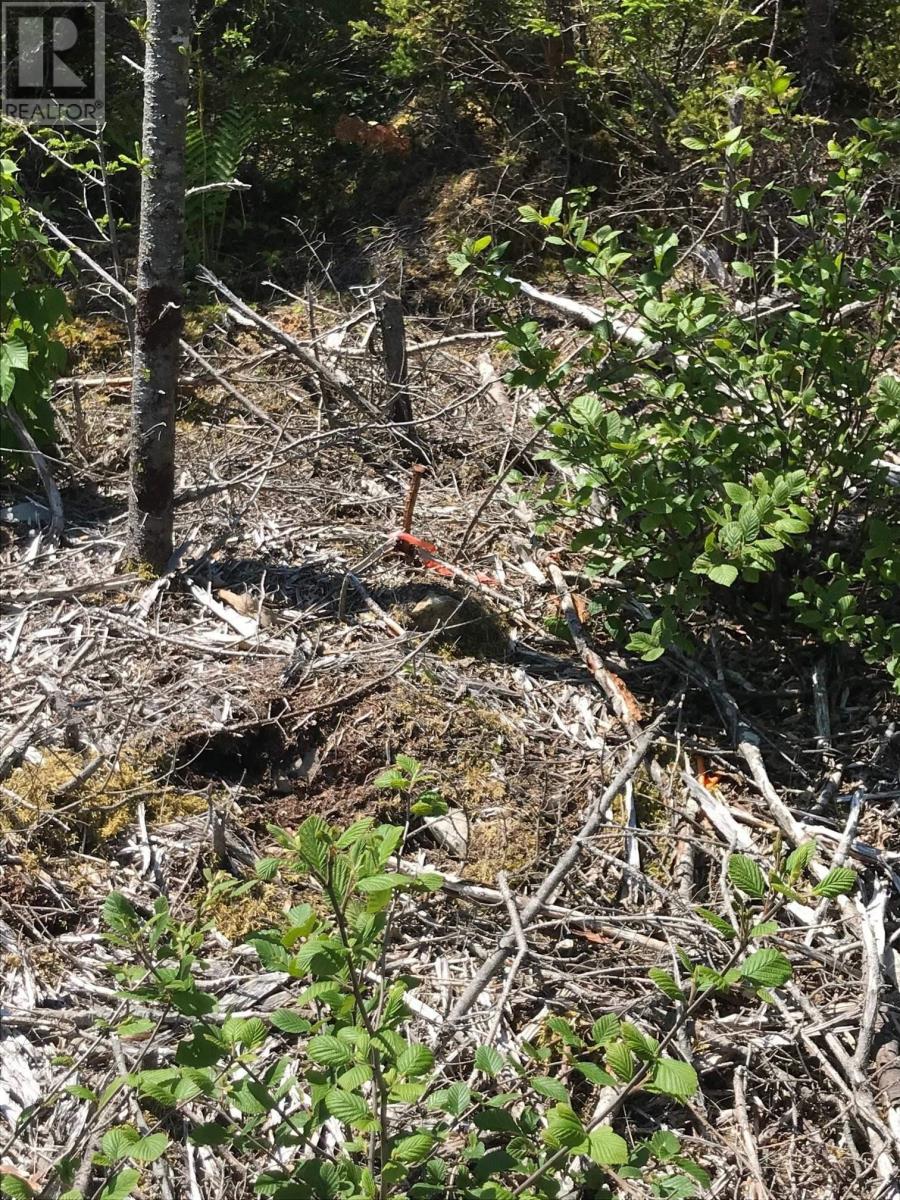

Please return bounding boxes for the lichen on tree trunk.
[127,0,191,572]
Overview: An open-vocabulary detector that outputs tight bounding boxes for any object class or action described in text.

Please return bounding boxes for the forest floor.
[1,283,898,1198]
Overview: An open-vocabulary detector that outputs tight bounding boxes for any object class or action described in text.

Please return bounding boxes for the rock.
[424,809,469,858]
[408,590,461,631]
[217,587,273,628]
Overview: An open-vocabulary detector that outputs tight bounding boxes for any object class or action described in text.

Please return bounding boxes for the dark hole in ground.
[173,721,296,790]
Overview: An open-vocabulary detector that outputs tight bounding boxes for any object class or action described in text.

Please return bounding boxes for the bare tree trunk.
[377,292,423,459]
[378,293,410,426]
[803,0,835,114]
[127,0,191,572]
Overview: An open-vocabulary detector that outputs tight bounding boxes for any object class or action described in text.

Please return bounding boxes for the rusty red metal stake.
[402,464,428,534]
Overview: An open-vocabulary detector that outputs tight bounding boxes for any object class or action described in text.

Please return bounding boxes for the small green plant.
[185,105,254,265]
[373,752,449,817]
[456,110,900,686]
[0,156,69,453]
[14,786,854,1200]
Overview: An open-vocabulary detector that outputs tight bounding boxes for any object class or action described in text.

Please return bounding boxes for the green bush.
[0,156,69,453]
[457,112,900,685]
[8,742,857,1200]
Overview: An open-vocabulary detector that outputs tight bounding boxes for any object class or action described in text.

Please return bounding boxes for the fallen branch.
[444,714,665,1026]
[28,209,281,429]
[3,405,64,544]
[197,266,383,425]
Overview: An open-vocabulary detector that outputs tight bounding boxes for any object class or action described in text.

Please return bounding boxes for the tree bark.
[803,0,835,114]
[128,0,191,572]
[377,292,423,459]
[377,293,411,426]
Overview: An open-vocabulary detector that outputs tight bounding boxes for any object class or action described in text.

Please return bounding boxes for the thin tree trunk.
[803,0,835,114]
[127,0,191,572]
[377,292,423,459]
[378,293,411,426]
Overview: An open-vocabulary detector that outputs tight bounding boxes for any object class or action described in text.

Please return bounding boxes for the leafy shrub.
[0,156,69,452]
[8,779,853,1200]
[457,113,900,684]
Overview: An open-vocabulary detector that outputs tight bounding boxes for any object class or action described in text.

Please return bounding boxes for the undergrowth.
[3,758,858,1200]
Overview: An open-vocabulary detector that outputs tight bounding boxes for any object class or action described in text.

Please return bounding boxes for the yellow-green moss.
[57,317,126,367]
[2,750,207,844]
[202,882,291,942]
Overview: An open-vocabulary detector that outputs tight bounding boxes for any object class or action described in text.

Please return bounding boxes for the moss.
[465,811,539,883]
[2,749,208,847]
[202,882,292,942]
[57,317,126,368]
[182,303,226,341]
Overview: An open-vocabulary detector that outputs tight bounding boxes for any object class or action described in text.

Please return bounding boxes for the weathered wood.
[377,293,411,426]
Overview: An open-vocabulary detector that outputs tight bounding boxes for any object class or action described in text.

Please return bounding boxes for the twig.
[3,405,64,543]
[197,266,383,425]
[27,208,281,429]
[733,1064,770,1200]
[445,713,665,1025]
[477,872,529,1052]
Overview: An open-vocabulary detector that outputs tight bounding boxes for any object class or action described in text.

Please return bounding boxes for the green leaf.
[396,1043,434,1077]
[728,854,767,898]
[102,892,138,936]
[2,336,28,370]
[337,1063,372,1091]
[739,948,792,988]
[130,1133,168,1163]
[738,503,760,542]
[413,871,443,891]
[591,1014,620,1045]
[749,921,779,939]
[1,1177,35,1199]
[545,1104,586,1149]
[708,563,738,587]
[116,1019,155,1040]
[723,483,753,504]
[812,867,857,898]
[308,1035,352,1066]
[230,1079,274,1115]
[531,1075,570,1103]
[357,873,405,893]
[101,1126,139,1161]
[648,1129,681,1160]
[325,1089,372,1126]
[442,1082,471,1116]
[254,857,280,881]
[574,1061,616,1087]
[296,981,343,1007]
[474,1045,504,1076]
[392,1133,435,1164]
[270,1009,310,1034]
[785,840,817,878]
[695,907,737,939]
[620,1021,659,1059]
[188,1122,231,1146]
[473,1107,519,1133]
[587,1126,629,1165]
[648,968,684,1002]
[647,1057,698,1099]
[97,1171,140,1200]
[389,1081,426,1104]
[605,1042,635,1082]
[336,816,376,846]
